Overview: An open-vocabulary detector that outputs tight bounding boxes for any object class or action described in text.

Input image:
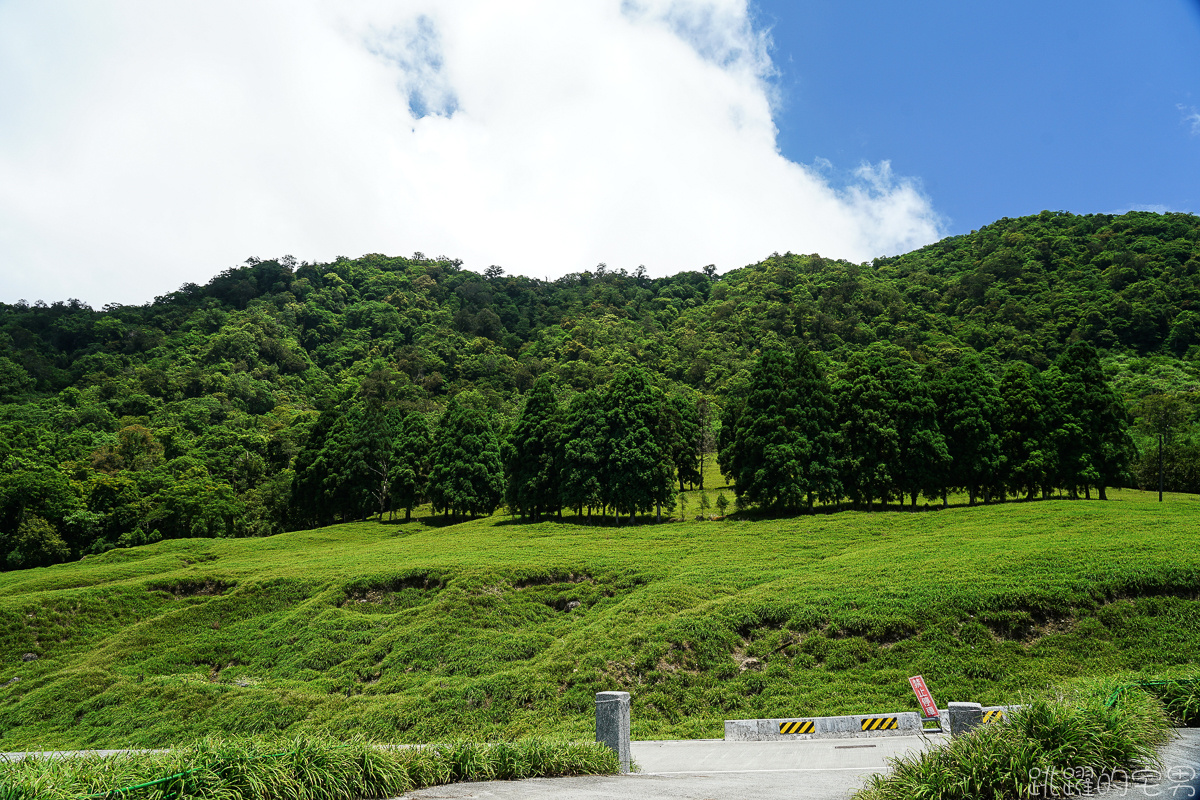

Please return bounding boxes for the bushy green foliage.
[428,392,505,518]
[1,211,1199,566]
[0,735,619,799]
[6,514,69,569]
[1157,682,1200,726]
[855,686,1171,800]
[719,347,840,511]
[1107,677,1200,727]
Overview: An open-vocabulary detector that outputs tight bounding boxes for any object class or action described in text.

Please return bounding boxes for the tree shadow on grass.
[369,494,1106,532]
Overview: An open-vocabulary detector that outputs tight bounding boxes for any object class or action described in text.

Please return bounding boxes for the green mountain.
[2,210,1199,566]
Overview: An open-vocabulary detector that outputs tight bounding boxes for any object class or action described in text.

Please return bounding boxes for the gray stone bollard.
[595,691,630,773]
[947,702,983,737]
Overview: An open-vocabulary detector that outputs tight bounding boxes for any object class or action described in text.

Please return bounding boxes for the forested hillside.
[3,210,1200,568]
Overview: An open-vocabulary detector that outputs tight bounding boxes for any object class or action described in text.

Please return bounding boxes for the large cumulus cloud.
[0,0,943,306]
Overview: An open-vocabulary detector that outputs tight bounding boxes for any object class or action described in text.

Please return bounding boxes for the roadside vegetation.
[0,735,618,800]
[2,492,1198,749]
[855,680,1184,800]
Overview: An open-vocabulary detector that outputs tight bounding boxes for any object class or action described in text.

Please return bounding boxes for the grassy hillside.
[4,210,1200,568]
[2,492,1199,749]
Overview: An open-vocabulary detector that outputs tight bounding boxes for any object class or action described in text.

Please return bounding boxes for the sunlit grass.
[1,490,1198,749]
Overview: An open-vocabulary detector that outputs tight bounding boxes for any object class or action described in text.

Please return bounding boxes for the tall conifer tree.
[721,347,840,511]
[391,410,432,520]
[892,357,949,507]
[998,362,1054,499]
[560,389,605,518]
[664,392,702,492]
[834,347,901,510]
[929,351,1002,505]
[428,393,505,519]
[597,366,674,523]
[1053,341,1132,499]
[504,375,562,521]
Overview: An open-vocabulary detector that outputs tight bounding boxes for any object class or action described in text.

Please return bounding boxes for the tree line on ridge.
[1,209,1196,569]
[291,337,1130,529]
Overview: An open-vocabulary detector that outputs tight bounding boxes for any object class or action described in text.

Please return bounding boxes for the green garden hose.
[73,747,298,800]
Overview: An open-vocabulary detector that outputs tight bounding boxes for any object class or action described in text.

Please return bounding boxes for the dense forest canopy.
[3,210,1200,568]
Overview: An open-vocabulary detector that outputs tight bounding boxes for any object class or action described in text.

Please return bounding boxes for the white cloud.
[1180,104,1200,136]
[0,0,943,306]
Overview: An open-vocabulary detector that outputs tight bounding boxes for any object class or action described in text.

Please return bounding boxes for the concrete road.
[393,734,946,800]
[395,731,1200,800]
[0,748,167,762]
[8,730,1197,799]
[1092,729,1200,798]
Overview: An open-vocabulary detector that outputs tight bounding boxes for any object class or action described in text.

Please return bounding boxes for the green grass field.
[2,489,1199,749]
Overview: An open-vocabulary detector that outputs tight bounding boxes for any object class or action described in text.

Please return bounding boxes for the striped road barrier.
[727,712,924,741]
[861,716,899,731]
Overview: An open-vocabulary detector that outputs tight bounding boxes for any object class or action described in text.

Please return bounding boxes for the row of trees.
[0,336,1161,571]
[291,367,705,526]
[295,338,1132,528]
[505,369,703,523]
[4,210,1195,568]
[720,340,1132,511]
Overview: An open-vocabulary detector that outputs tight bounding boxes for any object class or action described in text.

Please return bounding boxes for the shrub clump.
[1120,678,1200,727]
[855,688,1171,800]
[0,735,620,800]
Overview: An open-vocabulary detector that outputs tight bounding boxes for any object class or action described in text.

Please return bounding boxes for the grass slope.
[2,490,1199,749]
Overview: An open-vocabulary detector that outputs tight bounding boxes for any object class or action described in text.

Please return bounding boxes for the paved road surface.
[1093,730,1200,798]
[393,734,944,800]
[7,730,1197,799]
[394,730,1200,800]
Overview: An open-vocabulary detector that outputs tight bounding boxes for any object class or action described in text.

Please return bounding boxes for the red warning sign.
[909,675,939,719]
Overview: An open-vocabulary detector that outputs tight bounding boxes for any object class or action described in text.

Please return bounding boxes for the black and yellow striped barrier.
[982,709,1005,724]
[861,716,899,731]
[726,711,924,740]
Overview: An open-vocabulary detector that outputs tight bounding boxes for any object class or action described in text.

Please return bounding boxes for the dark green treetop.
[721,346,840,511]
[428,392,505,519]
[504,374,562,521]
[391,410,433,521]
[928,350,1002,505]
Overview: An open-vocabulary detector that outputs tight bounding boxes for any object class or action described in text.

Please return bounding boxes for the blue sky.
[0,1,1197,306]
[758,0,1200,233]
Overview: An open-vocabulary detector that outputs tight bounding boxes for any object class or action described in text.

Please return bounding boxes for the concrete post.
[948,702,983,737]
[595,691,630,773]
